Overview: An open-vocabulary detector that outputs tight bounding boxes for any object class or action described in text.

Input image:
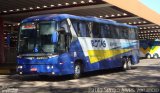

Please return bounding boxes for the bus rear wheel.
[127,58,132,70]
[153,54,159,59]
[122,57,131,70]
[73,62,82,79]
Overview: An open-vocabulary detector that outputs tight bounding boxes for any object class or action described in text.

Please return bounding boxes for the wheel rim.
[123,61,127,69]
[123,58,131,70]
[123,58,127,69]
[147,55,151,59]
[75,65,81,75]
[154,55,158,59]
[128,59,131,69]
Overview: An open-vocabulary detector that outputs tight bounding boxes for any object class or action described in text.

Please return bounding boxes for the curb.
[0,69,16,75]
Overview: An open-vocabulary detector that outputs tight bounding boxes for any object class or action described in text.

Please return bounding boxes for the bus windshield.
[18,21,58,54]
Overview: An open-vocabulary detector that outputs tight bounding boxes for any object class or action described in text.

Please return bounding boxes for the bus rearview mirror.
[58,27,65,33]
[51,31,59,44]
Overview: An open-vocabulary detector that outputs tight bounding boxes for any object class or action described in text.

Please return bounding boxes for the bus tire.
[122,57,131,70]
[127,58,132,70]
[73,62,82,79]
[122,57,127,70]
[146,54,151,59]
[153,54,159,59]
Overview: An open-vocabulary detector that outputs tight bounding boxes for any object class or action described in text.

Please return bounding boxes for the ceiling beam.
[104,0,160,25]
[1,4,112,16]
[111,16,140,20]
[2,4,114,22]
[3,21,17,24]
[137,23,158,27]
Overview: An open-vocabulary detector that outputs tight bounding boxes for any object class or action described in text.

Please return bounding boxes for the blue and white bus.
[140,39,160,59]
[17,14,139,78]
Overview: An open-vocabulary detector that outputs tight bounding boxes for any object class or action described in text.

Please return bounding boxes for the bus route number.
[91,40,106,47]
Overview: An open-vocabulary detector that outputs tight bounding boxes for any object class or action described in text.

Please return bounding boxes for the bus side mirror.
[58,27,65,33]
[51,31,59,44]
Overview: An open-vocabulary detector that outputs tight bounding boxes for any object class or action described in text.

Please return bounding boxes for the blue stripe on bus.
[22,14,137,28]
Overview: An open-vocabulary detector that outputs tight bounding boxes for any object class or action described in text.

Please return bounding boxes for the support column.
[0,17,5,63]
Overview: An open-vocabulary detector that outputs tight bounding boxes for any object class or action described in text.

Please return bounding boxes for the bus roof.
[22,14,137,28]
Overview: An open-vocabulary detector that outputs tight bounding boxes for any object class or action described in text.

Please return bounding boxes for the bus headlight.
[19,72,22,74]
[18,66,23,69]
[17,56,22,58]
[47,66,50,69]
[47,65,53,69]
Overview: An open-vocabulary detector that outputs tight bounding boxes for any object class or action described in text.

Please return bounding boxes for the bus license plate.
[30,68,37,71]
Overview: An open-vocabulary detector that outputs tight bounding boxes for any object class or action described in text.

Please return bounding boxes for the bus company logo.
[91,40,106,48]
[110,42,118,47]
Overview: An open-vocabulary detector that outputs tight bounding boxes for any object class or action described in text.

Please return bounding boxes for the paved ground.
[0,59,160,93]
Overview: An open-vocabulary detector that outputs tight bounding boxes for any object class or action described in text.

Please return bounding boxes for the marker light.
[18,66,23,69]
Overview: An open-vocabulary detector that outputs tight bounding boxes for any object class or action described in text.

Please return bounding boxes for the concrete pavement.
[0,59,160,93]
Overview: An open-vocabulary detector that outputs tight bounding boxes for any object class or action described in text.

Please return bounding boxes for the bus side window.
[87,22,93,37]
[109,25,117,39]
[71,19,80,36]
[92,22,101,38]
[129,28,132,39]
[71,19,90,37]
[119,26,123,39]
[100,24,111,38]
[84,21,90,37]
[121,27,128,39]
[60,20,71,33]
[129,28,136,39]
[135,28,138,39]
[115,26,120,39]
[125,27,129,39]
[58,33,66,52]
[124,27,129,39]
[79,21,90,37]
[66,33,71,51]
[100,24,105,38]
[128,28,131,39]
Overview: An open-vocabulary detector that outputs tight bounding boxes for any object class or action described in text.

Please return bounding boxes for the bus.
[140,39,160,59]
[17,14,139,78]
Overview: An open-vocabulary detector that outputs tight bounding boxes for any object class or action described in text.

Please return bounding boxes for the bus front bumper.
[17,64,61,75]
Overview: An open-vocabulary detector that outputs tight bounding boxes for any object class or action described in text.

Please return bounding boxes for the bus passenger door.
[58,28,71,53]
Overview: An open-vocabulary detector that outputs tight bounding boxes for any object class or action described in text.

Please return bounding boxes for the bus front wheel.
[73,62,82,79]
[146,54,151,59]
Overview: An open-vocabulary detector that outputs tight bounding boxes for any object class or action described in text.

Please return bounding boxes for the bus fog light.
[18,66,23,69]
[19,72,22,74]
[51,66,54,69]
[52,72,55,75]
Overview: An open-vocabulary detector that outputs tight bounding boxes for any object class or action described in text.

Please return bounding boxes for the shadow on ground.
[8,67,126,82]
[3,65,160,93]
